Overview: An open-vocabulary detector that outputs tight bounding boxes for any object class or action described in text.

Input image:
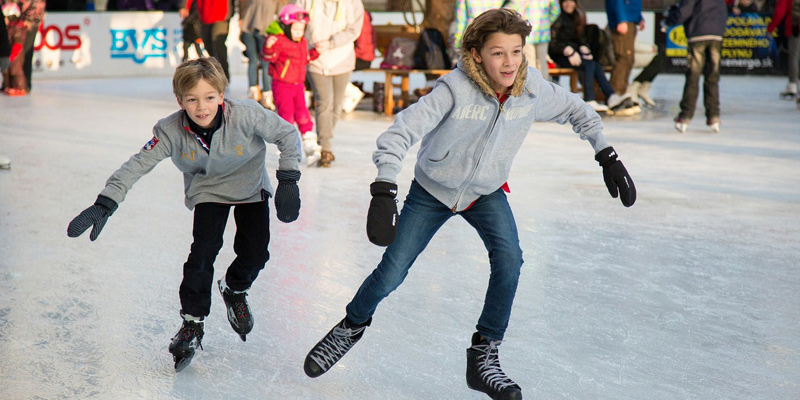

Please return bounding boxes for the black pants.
[179,200,270,318]
[201,20,230,81]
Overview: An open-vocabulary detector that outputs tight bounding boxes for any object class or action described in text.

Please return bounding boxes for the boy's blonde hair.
[172,57,229,98]
[460,8,532,59]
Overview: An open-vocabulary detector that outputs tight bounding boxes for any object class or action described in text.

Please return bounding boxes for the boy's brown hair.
[172,57,229,99]
[459,8,532,59]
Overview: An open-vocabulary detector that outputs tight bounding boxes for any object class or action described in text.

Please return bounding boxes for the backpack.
[413,28,452,70]
[380,37,417,70]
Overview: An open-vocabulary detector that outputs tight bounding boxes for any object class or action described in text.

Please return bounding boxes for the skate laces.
[223,290,250,321]
[473,340,518,391]
[310,321,366,371]
[177,321,204,349]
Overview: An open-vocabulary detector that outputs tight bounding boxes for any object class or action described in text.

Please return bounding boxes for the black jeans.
[679,40,722,121]
[179,200,270,318]
[201,20,230,81]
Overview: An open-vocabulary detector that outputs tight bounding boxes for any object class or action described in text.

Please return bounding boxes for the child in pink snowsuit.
[262,4,321,166]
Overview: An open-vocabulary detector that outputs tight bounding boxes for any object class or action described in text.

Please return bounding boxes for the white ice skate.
[674,116,689,133]
[780,82,797,100]
[0,154,10,169]
[302,132,322,167]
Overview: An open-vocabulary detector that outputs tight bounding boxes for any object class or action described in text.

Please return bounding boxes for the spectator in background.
[452,0,506,49]
[729,0,759,14]
[18,0,45,94]
[665,0,728,133]
[353,9,375,70]
[509,0,560,81]
[239,0,280,109]
[550,0,616,112]
[180,0,205,62]
[767,0,799,99]
[605,0,643,115]
[296,0,363,168]
[3,0,28,96]
[1,13,12,167]
[182,0,232,81]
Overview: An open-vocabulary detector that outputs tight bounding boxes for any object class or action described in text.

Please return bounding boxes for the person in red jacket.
[767,0,800,100]
[262,4,322,166]
[182,0,231,80]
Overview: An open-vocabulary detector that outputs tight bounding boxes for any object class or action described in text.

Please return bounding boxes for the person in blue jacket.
[303,8,636,400]
[605,0,644,114]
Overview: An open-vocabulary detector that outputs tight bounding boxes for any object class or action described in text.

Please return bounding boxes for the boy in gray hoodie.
[67,57,302,372]
[303,9,636,400]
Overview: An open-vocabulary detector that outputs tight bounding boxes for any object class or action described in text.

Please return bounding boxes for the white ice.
[1,71,799,400]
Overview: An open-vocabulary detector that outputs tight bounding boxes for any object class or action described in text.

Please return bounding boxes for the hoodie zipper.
[450,99,503,212]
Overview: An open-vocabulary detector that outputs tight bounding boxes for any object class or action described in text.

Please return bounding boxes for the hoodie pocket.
[418,149,469,189]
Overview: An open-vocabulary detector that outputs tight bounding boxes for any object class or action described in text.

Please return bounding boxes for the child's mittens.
[366,181,398,246]
[274,170,301,223]
[595,147,636,207]
[67,195,119,241]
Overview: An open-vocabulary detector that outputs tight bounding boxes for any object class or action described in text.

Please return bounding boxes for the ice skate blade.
[0,165,9,170]
[173,355,194,372]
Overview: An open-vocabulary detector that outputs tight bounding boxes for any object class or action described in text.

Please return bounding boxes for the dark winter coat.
[665,0,728,42]
[548,11,587,61]
[767,0,800,36]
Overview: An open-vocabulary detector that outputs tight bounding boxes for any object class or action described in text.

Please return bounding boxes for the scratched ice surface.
[1,72,799,399]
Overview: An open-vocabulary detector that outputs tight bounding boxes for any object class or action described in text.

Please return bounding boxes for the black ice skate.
[168,319,204,372]
[218,279,253,341]
[304,317,371,378]
[466,332,522,400]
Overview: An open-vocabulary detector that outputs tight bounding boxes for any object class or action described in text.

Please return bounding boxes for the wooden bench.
[363,68,453,116]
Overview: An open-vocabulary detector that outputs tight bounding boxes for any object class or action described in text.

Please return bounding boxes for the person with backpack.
[296,0,364,167]
[302,8,636,400]
[767,0,800,100]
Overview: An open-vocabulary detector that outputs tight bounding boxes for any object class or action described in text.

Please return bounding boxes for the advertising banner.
[32,12,246,79]
[659,12,781,75]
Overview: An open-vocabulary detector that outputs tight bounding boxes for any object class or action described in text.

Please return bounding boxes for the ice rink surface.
[1,71,799,400]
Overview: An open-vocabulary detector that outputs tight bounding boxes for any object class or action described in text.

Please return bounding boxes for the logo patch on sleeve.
[143,136,159,151]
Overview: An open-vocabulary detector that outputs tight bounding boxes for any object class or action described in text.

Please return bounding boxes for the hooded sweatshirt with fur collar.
[373,54,610,212]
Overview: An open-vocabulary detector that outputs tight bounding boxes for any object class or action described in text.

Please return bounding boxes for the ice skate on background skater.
[303,9,635,399]
[67,57,302,372]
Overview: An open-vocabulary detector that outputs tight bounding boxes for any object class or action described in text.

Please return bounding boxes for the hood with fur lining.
[458,47,529,98]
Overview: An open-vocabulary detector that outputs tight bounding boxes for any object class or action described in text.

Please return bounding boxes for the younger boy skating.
[304,8,636,400]
[67,57,303,371]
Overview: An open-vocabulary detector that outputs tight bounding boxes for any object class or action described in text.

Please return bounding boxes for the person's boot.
[674,115,690,133]
[318,151,335,168]
[218,279,253,341]
[626,81,641,106]
[0,153,10,169]
[637,81,656,107]
[304,316,371,377]
[168,314,204,372]
[466,332,522,400]
[261,90,276,110]
[302,132,322,166]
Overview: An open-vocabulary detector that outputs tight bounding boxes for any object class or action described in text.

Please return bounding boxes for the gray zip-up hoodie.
[373,55,610,212]
[297,0,364,76]
[100,98,301,210]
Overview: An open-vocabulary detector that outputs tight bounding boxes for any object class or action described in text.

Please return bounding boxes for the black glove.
[595,147,636,207]
[274,170,301,223]
[366,181,399,246]
[67,195,119,241]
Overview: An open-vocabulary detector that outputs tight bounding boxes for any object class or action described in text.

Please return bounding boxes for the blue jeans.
[240,30,271,90]
[346,180,524,341]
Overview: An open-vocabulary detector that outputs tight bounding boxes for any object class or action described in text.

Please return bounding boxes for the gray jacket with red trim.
[100,98,301,210]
